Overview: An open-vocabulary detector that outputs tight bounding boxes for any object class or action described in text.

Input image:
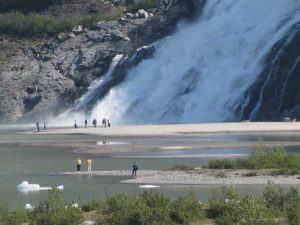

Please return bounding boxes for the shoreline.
[24,122,300,136]
[58,169,300,185]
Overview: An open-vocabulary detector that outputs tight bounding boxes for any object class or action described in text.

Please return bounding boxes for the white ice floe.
[139,185,160,189]
[17,181,64,192]
[25,203,35,211]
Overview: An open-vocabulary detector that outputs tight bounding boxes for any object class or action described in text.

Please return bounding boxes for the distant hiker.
[74,120,78,129]
[43,121,47,130]
[87,158,93,171]
[107,119,111,127]
[85,119,88,128]
[36,121,40,132]
[92,119,97,127]
[102,118,107,127]
[76,158,81,171]
[132,162,138,177]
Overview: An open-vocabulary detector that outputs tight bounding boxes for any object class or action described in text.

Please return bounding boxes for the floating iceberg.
[139,185,160,189]
[17,181,64,192]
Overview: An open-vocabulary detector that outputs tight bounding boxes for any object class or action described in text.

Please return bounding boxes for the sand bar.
[58,170,300,185]
[29,122,300,136]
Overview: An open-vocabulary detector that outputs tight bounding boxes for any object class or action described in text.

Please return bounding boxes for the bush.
[0,7,124,37]
[98,191,204,225]
[209,159,236,169]
[81,199,105,212]
[169,164,194,171]
[208,187,276,225]
[30,188,83,225]
[208,141,300,172]
[126,0,156,13]
[170,192,204,224]
[0,12,75,37]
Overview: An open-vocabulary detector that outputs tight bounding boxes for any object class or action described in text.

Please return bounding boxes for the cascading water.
[72,54,124,110]
[75,0,300,124]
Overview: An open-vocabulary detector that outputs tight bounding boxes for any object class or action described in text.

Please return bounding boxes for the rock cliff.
[0,0,200,122]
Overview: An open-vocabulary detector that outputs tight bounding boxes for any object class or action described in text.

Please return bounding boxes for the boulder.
[72,25,83,34]
[125,13,134,19]
[68,32,76,38]
[138,9,149,18]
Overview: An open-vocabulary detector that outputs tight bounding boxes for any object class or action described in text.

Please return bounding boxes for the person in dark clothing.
[74,120,78,129]
[132,162,138,177]
[92,119,97,127]
[102,118,106,127]
[85,119,88,128]
[107,119,111,127]
[43,121,47,130]
[36,121,40,132]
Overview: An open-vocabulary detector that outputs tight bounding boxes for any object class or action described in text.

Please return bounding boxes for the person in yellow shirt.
[87,158,93,171]
[76,158,81,171]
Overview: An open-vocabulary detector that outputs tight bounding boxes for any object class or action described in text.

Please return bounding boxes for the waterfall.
[84,0,300,124]
[72,54,124,110]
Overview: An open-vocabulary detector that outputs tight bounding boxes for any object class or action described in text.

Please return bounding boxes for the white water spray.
[88,0,300,124]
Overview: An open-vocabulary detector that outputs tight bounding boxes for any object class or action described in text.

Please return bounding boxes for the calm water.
[1,126,300,209]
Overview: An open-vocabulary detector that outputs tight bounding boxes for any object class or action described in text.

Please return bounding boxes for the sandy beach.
[19,122,300,155]
[35,122,300,136]
[58,169,300,185]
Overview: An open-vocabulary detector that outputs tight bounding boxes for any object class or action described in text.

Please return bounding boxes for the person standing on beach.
[102,118,106,127]
[85,119,87,128]
[87,158,93,171]
[36,121,40,132]
[132,162,138,177]
[43,121,47,130]
[74,120,78,129]
[107,119,111,127]
[76,158,81,171]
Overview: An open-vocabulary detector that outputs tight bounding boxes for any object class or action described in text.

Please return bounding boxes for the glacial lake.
[1,126,300,209]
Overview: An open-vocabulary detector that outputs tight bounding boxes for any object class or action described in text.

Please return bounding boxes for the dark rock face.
[0,0,200,122]
[237,23,300,121]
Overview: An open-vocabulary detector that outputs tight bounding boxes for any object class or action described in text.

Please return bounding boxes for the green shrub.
[98,192,173,225]
[208,141,300,171]
[208,187,276,225]
[0,200,28,225]
[81,199,105,212]
[126,0,156,13]
[0,12,75,37]
[30,188,83,225]
[0,0,54,13]
[209,159,236,169]
[170,192,204,224]
[169,164,194,171]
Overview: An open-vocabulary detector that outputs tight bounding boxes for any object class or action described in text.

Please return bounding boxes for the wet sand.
[59,169,300,185]
[16,122,300,156]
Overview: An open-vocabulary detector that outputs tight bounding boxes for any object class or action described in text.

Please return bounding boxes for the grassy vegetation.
[169,164,195,171]
[2,184,300,225]
[0,0,156,37]
[208,140,300,175]
[126,0,156,13]
[0,0,54,13]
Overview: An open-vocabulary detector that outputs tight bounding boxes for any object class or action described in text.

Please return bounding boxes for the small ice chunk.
[17,181,64,192]
[139,185,160,188]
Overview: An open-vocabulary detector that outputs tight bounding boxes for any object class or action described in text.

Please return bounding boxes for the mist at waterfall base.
[59,0,300,125]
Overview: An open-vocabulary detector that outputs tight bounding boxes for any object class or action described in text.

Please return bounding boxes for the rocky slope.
[0,0,200,123]
[237,23,300,121]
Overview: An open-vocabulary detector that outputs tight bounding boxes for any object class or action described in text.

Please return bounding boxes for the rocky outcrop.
[237,23,300,121]
[0,0,200,122]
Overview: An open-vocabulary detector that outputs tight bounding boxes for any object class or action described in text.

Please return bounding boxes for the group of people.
[75,158,93,171]
[75,118,111,129]
[75,158,139,177]
[36,121,47,132]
